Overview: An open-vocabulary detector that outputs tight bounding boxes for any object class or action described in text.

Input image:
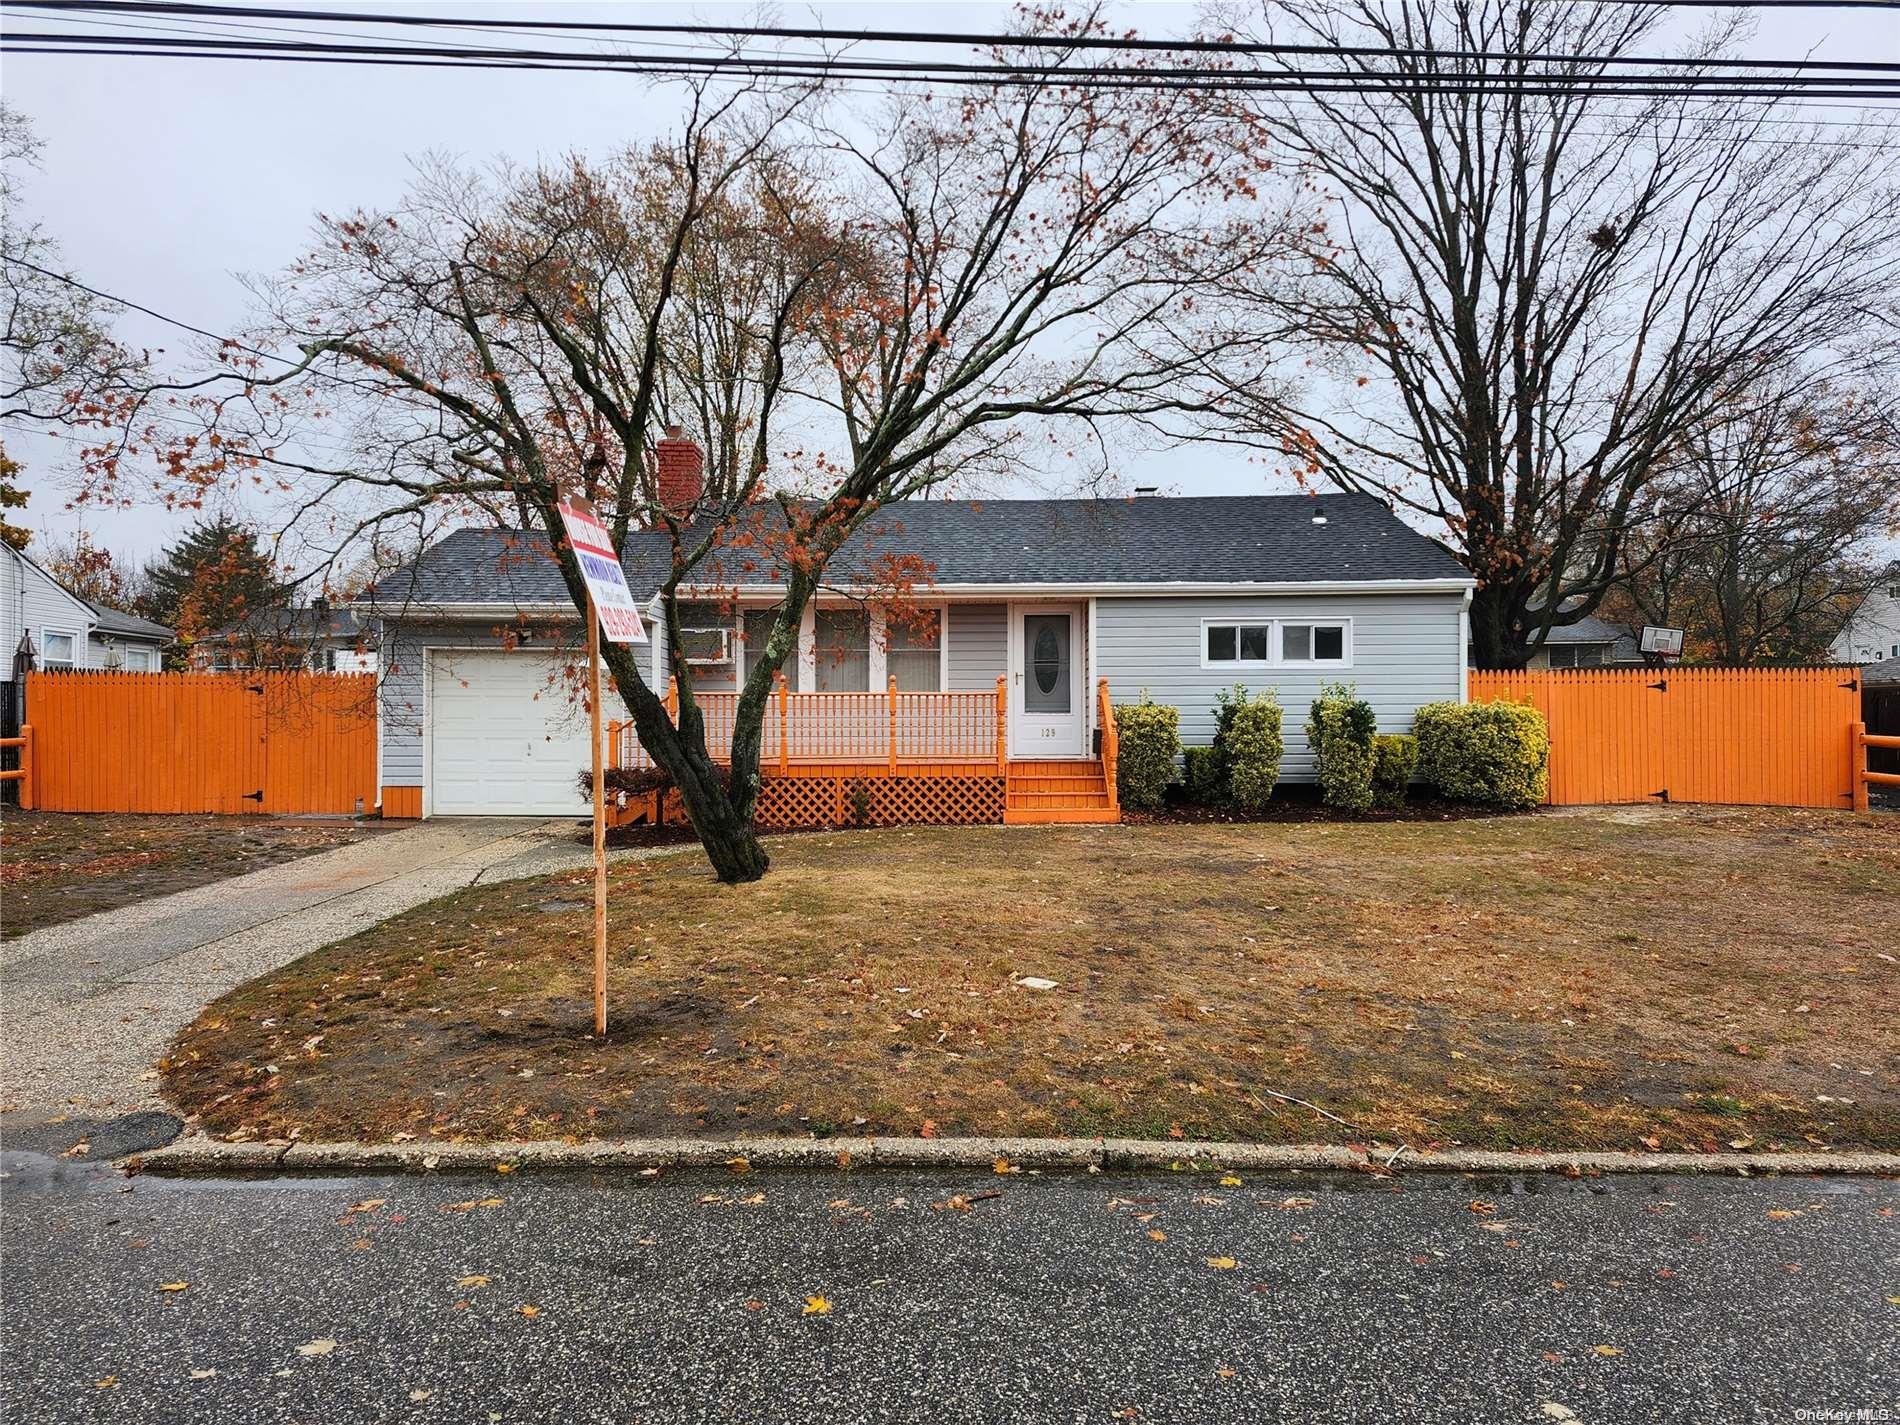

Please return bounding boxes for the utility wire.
[7,29,1900,101]
[9,0,1900,72]
[3,255,297,366]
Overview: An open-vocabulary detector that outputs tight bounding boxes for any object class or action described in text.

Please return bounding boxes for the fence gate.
[21,671,377,816]
[1469,666,1861,809]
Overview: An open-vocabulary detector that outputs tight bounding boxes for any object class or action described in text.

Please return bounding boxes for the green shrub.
[1182,745,1226,804]
[1413,700,1550,808]
[1223,691,1284,811]
[1112,697,1181,811]
[1306,682,1377,814]
[1371,733,1418,810]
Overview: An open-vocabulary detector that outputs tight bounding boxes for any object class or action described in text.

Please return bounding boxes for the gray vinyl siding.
[2,546,98,679]
[1092,593,1465,781]
[946,603,1006,690]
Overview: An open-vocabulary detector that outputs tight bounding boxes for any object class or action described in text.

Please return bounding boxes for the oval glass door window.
[1023,614,1070,713]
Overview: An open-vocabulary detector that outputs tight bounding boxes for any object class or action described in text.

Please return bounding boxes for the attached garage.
[427,650,597,816]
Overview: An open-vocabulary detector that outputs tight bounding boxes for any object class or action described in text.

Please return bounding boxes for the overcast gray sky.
[5,0,1898,569]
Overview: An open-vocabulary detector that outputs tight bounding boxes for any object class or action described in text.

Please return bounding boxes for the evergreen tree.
[144,517,280,651]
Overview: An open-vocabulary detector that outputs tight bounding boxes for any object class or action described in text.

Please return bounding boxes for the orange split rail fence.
[18,671,378,816]
[1468,666,1865,810]
[1852,723,1900,813]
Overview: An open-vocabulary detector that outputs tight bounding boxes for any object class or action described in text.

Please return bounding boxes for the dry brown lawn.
[163,805,1900,1153]
[1,811,395,938]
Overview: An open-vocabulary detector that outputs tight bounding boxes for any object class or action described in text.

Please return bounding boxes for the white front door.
[1010,603,1085,757]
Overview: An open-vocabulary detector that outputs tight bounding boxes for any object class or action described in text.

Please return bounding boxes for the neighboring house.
[359,478,1476,819]
[1829,568,1900,665]
[0,541,173,682]
[1862,656,1900,780]
[194,601,380,673]
[1521,614,1643,670]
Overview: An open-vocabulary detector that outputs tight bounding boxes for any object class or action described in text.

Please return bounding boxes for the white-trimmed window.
[886,609,943,691]
[1547,643,1605,670]
[740,607,801,691]
[119,646,154,672]
[40,629,78,670]
[813,608,871,692]
[674,603,735,667]
[1202,618,1350,669]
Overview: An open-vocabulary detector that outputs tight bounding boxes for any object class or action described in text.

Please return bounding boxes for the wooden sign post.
[556,493,647,1041]
[588,602,607,1037]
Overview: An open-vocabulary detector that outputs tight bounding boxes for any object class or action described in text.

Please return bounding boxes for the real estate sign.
[557,496,648,644]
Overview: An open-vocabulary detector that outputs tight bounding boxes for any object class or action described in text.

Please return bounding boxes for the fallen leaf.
[744,1299,764,1312]
[494,1163,516,1175]
[157,1281,189,1293]
[347,1199,386,1214]
[737,1191,766,1206]
[919,1119,938,1140]
[1467,1200,1496,1215]
[457,1275,490,1289]
[94,1376,118,1390]
[1216,1367,1236,1380]
[726,1156,751,1175]
[190,1368,215,1381]
[993,1157,1016,1175]
[1592,1345,1623,1358]
[1219,1175,1243,1188]
[518,1305,539,1319]
[1638,1135,1662,1151]
[295,1338,337,1357]
[1275,1196,1315,1210]
[1206,1256,1238,1270]
[1147,1229,1167,1242]
[409,1389,432,1402]
[1540,1406,1576,1421]
[803,1295,832,1316]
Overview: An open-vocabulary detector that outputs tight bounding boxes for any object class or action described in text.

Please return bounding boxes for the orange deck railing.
[612,675,1010,773]
[1096,678,1119,813]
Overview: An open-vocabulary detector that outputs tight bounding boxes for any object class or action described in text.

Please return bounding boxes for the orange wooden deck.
[608,675,1123,829]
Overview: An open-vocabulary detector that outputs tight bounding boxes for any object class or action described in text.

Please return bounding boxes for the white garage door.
[429,651,597,816]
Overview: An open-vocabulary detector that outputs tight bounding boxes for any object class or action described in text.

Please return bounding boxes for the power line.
[10,0,1900,72]
[3,255,297,366]
[8,28,1900,102]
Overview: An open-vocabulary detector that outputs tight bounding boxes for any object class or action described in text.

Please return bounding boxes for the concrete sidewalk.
[1,816,672,1124]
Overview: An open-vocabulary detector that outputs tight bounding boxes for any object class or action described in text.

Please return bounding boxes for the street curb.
[131,1134,1900,1179]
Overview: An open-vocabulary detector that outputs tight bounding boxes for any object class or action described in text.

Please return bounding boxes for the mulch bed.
[1140,783,1519,825]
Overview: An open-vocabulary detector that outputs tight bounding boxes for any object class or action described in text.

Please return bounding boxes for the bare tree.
[81,35,1281,882]
[1602,380,1900,663]
[1197,0,1900,666]
[1,102,149,427]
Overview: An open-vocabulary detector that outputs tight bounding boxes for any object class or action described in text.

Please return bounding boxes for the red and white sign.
[557,496,647,644]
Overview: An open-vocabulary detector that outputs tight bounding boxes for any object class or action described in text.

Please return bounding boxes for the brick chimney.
[655,424,704,516]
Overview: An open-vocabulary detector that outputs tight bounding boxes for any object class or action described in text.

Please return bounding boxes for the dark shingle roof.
[1861,656,1900,687]
[87,601,172,642]
[363,494,1470,608]
[211,607,373,644]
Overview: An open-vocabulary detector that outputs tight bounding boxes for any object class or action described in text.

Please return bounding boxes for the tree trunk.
[598,640,771,885]
[1468,586,1532,670]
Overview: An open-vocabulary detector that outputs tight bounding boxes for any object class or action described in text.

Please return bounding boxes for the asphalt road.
[2,1155,1894,1425]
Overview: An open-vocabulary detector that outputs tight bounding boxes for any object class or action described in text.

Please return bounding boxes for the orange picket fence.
[21,671,377,815]
[1468,666,1863,809]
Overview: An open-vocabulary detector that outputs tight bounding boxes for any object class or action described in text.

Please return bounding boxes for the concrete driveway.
[1,817,665,1134]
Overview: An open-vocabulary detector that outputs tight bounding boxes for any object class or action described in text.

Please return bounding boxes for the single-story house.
[1525,614,1642,669]
[194,600,379,673]
[1,541,173,681]
[359,479,1476,823]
